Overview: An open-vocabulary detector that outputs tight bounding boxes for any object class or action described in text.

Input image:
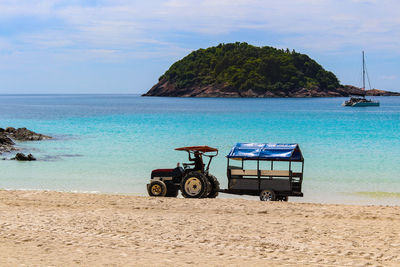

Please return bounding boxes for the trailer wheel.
[260,190,276,201]
[207,175,220,198]
[165,183,179,197]
[180,172,209,198]
[148,180,167,197]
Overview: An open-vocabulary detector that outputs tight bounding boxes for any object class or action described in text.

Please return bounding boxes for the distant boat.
[342,51,379,107]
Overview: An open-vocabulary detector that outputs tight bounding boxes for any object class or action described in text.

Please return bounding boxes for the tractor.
[147,146,220,198]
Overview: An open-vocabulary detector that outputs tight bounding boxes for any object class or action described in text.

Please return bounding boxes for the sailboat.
[342,51,380,107]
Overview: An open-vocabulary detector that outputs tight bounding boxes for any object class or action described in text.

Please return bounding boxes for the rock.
[1,127,51,155]
[27,154,37,161]
[5,127,16,133]
[7,127,52,141]
[0,133,16,154]
[11,153,36,161]
[0,133,15,146]
[365,88,400,96]
[144,80,400,98]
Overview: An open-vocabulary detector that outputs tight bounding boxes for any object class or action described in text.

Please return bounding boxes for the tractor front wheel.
[180,172,209,198]
[148,180,167,197]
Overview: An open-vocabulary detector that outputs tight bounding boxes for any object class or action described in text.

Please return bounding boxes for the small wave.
[1,188,101,194]
[49,134,80,141]
[40,154,84,161]
[354,192,400,198]
[59,154,84,157]
[70,190,102,194]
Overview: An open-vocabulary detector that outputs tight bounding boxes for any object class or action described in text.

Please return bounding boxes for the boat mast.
[362,51,365,91]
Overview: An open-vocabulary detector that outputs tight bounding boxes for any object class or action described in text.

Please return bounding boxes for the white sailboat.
[342,51,379,107]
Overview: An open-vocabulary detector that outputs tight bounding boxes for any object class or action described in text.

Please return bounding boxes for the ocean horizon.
[1,94,400,205]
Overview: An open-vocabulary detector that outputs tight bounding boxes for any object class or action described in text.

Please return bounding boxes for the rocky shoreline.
[0,127,51,160]
[143,80,400,97]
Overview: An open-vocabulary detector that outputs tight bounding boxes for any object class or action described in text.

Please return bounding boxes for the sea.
[1,94,400,205]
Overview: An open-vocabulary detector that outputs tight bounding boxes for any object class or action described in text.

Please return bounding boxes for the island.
[143,42,400,97]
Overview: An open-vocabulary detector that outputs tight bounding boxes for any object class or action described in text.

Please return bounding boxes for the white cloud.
[152,0,400,52]
[1,0,400,60]
[381,75,397,80]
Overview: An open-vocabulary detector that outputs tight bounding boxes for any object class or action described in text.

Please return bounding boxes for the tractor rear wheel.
[148,180,167,197]
[207,175,220,198]
[180,172,209,198]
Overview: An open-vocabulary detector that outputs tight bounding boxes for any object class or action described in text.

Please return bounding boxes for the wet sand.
[0,190,399,266]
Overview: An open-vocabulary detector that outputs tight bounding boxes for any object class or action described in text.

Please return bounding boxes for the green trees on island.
[160,42,340,93]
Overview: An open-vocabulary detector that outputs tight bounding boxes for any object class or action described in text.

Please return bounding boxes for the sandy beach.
[0,190,399,266]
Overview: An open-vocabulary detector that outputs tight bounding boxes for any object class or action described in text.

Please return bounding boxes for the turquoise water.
[1,95,400,205]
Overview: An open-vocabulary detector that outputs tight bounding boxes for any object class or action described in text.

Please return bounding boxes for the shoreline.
[2,188,400,207]
[1,189,399,266]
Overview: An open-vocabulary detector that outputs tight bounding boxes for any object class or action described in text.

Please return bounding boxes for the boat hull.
[342,98,380,107]
[351,101,380,107]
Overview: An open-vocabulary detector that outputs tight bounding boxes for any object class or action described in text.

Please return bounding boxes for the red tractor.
[147,146,220,198]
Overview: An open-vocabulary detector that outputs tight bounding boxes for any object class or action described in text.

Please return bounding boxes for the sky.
[0,0,399,94]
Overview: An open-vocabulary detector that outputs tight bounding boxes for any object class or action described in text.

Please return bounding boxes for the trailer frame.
[221,143,304,201]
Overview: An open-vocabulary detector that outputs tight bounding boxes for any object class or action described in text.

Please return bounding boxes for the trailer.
[221,143,304,201]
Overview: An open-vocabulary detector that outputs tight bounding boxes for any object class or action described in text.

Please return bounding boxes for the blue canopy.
[227,143,303,161]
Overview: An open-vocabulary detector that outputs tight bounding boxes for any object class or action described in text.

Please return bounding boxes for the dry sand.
[0,190,399,266]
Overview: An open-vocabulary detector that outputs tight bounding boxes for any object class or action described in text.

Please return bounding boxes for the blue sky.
[0,0,399,94]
